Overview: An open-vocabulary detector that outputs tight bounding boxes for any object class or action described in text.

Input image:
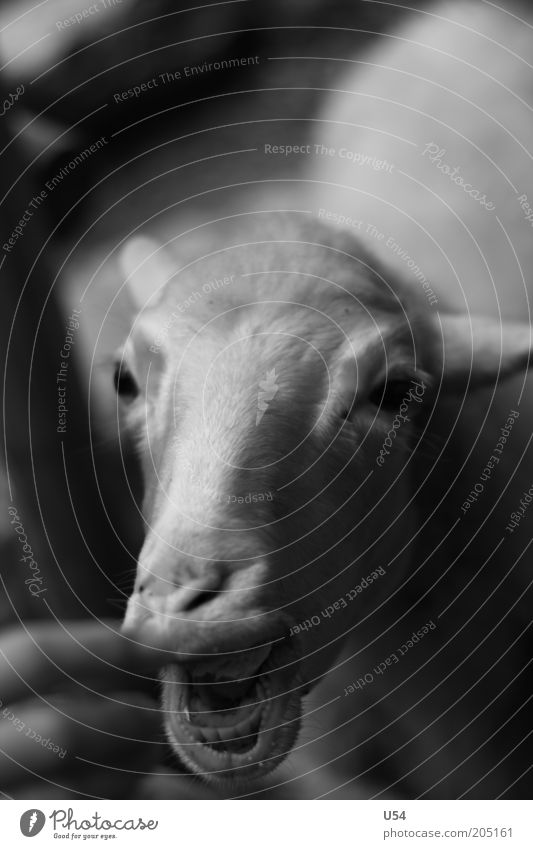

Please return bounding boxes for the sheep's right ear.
[437,312,532,391]
[118,236,177,309]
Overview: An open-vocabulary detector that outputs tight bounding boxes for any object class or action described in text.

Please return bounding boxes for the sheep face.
[118,214,527,784]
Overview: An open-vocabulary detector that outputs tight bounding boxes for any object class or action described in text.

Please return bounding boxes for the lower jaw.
[161,665,302,784]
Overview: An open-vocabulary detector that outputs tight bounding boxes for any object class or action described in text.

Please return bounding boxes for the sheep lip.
[162,661,302,782]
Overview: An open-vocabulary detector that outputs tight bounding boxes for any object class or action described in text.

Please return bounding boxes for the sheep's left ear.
[437,313,532,390]
[118,235,177,310]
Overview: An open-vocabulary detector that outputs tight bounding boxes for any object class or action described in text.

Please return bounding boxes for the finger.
[4,771,141,800]
[137,768,223,800]
[0,691,164,788]
[9,768,217,800]
[0,619,173,704]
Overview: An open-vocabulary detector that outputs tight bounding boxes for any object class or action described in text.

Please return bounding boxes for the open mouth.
[161,642,302,784]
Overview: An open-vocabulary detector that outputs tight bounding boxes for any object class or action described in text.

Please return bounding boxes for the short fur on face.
[118,212,532,784]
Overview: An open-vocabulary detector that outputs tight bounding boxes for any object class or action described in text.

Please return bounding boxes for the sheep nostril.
[137,580,218,612]
[180,588,217,613]
[135,560,231,614]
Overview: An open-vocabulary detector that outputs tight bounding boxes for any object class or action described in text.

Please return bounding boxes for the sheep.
[117,208,531,791]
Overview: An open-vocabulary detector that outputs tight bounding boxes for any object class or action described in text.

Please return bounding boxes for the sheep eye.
[339,402,355,420]
[113,362,138,400]
[368,375,419,412]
